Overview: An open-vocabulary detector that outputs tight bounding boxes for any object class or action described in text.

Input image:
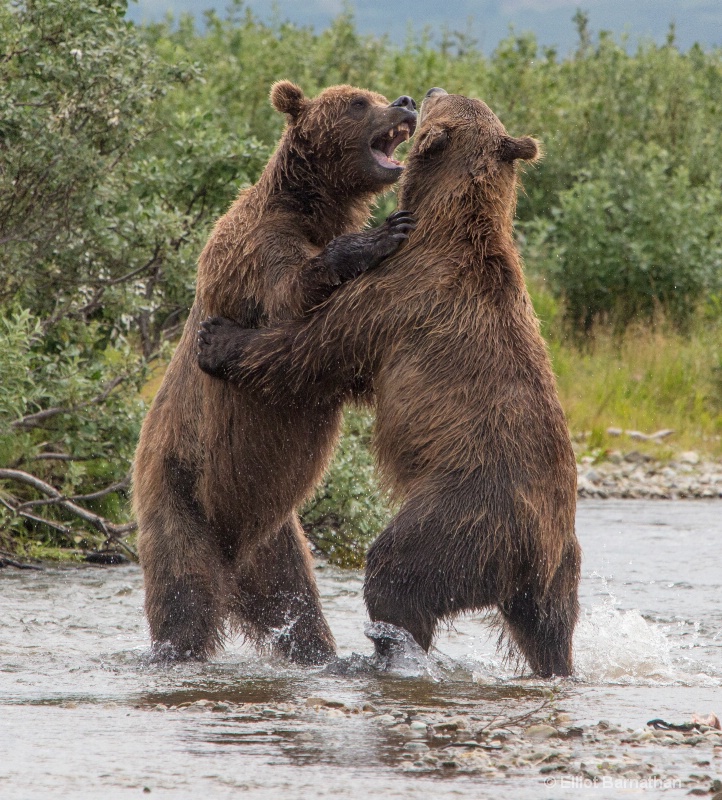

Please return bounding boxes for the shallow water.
[1,500,720,798]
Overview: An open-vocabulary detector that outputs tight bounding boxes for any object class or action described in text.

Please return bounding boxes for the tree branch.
[0,550,43,570]
[0,469,137,558]
[10,374,127,430]
[104,245,162,286]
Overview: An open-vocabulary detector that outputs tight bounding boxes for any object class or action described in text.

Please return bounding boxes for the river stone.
[405,741,429,751]
[305,697,325,707]
[680,451,700,465]
[305,697,345,709]
[525,724,558,740]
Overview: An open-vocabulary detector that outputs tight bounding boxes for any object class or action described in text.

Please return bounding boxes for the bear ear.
[270,81,306,120]
[500,135,541,163]
[417,126,449,156]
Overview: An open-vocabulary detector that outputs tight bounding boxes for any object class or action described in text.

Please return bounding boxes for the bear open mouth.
[370,121,415,169]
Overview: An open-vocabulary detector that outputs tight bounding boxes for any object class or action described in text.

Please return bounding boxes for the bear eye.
[351,97,369,110]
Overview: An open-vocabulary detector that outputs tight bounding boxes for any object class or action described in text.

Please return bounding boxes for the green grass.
[540,306,722,459]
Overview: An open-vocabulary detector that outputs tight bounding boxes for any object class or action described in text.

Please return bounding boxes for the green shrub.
[301,410,391,567]
[529,145,722,331]
[0,0,265,554]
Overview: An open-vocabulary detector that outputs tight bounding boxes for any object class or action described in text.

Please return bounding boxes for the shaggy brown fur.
[133,81,417,664]
[198,90,582,677]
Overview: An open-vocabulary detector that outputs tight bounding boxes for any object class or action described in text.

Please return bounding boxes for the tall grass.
[526,276,722,456]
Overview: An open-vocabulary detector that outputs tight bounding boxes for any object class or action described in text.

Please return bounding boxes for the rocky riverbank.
[576,450,722,500]
[152,696,722,795]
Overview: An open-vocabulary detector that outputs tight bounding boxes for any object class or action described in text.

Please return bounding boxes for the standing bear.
[133,81,417,664]
[197,89,581,677]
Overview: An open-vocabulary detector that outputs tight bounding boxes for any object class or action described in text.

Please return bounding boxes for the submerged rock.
[524,724,559,741]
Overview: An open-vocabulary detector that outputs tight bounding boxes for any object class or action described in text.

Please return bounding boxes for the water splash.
[322,623,460,680]
[573,597,676,684]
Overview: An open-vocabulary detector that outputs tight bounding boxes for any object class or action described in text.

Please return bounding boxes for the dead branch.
[71,473,132,502]
[0,550,43,570]
[0,495,74,537]
[0,468,138,559]
[16,472,131,508]
[478,695,555,734]
[32,453,100,461]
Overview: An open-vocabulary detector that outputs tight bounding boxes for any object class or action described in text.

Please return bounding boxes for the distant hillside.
[127,0,722,54]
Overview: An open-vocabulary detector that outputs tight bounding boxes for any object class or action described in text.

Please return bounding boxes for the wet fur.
[198,93,581,677]
[133,83,415,664]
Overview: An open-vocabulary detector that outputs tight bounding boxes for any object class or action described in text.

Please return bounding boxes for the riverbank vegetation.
[1,0,721,563]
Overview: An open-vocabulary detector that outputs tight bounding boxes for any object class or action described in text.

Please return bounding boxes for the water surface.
[1,500,720,798]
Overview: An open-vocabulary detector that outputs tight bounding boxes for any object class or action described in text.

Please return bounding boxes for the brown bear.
[133,81,417,664]
[196,88,581,677]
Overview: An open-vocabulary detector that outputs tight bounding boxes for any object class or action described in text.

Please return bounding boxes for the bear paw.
[372,209,417,263]
[197,316,248,379]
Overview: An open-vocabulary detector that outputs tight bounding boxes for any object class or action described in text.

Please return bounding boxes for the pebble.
[149,696,722,793]
[305,697,346,709]
[405,741,429,751]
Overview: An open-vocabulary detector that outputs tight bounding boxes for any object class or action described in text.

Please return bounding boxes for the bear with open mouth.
[133,81,417,665]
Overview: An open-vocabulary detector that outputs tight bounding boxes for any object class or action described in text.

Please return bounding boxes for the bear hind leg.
[498,543,581,678]
[364,507,474,654]
[233,515,335,665]
[146,568,225,662]
[137,459,228,662]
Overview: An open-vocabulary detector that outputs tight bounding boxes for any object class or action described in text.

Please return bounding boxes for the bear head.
[400,87,539,218]
[270,81,417,195]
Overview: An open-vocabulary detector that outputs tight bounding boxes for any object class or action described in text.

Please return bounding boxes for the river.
[1,500,720,798]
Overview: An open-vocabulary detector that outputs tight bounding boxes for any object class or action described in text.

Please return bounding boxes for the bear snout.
[390,95,417,111]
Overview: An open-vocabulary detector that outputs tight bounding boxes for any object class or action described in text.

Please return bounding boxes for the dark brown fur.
[197,92,582,677]
[133,82,416,664]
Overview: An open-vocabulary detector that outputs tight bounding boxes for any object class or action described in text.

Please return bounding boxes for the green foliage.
[301,410,391,568]
[3,1,722,560]
[0,0,265,553]
[142,6,722,324]
[0,307,147,546]
[528,145,722,331]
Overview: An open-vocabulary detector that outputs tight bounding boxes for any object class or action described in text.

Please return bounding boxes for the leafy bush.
[528,145,722,331]
[301,410,391,568]
[0,308,146,553]
[0,0,265,555]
